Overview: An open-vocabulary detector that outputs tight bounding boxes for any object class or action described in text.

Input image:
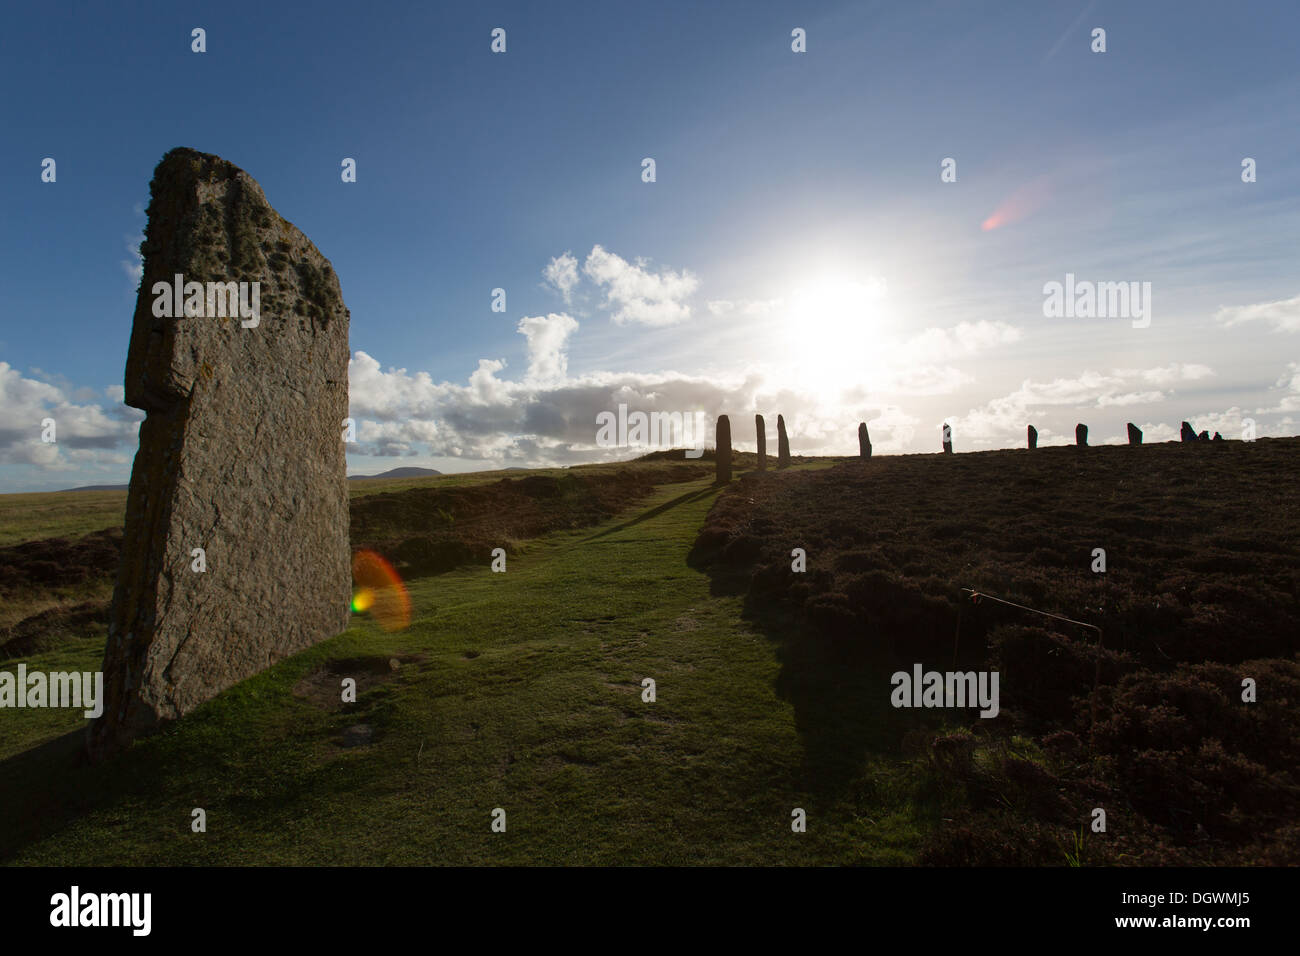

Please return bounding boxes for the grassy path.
[3,475,926,865]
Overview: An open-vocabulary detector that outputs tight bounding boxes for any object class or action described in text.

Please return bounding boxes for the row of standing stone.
[715,414,793,482]
[715,416,1230,481]
[1023,421,1223,449]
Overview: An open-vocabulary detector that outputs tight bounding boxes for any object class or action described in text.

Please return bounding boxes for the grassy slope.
[1,466,927,865]
[0,491,127,548]
[0,462,706,548]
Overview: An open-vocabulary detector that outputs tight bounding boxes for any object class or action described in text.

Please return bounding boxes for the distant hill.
[347,467,442,481]
[58,484,129,492]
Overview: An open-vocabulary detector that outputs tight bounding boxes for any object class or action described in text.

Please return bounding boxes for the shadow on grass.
[687,554,938,802]
[763,607,918,798]
[581,485,718,542]
[0,728,103,861]
[0,668,399,864]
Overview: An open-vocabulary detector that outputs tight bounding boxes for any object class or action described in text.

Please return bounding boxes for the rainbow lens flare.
[350,549,411,632]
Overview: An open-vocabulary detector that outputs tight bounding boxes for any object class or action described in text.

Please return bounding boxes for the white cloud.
[583,244,699,326]
[952,364,1218,443]
[121,231,144,286]
[542,252,580,302]
[707,298,783,317]
[1131,363,1214,386]
[900,321,1023,363]
[1214,294,1300,333]
[517,313,579,385]
[1253,362,1300,414]
[1098,390,1165,407]
[0,362,143,472]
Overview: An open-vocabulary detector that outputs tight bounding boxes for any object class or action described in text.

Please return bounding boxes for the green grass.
[1,469,931,865]
[0,459,716,547]
[0,491,127,547]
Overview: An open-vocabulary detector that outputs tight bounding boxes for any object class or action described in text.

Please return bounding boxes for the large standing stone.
[1127,423,1143,445]
[1076,423,1088,446]
[1180,421,1198,442]
[858,422,872,459]
[755,414,766,471]
[716,415,732,483]
[1027,425,1037,449]
[88,148,351,758]
[777,414,791,467]
[942,422,953,454]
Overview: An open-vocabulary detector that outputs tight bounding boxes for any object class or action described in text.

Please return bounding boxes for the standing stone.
[1199,430,1211,442]
[1127,423,1143,445]
[942,422,953,454]
[1212,431,1224,442]
[858,423,872,459]
[755,414,766,471]
[777,414,791,467]
[1075,423,1088,446]
[88,148,351,759]
[1027,425,1038,449]
[715,415,733,483]
[1180,421,1198,442]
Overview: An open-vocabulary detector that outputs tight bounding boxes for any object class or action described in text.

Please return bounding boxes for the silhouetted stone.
[1127,423,1142,445]
[1027,425,1037,449]
[777,414,791,467]
[1199,430,1210,442]
[1181,421,1198,442]
[716,415,732,483]
[942,422,953,454]
[1212,431,1224,442]
[1076,423,1088,446]
[89,148,351,760]
[755,414,766,470]
[858,422,872,459]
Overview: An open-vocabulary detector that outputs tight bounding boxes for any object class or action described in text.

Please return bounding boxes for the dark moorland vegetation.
[690,437,1300,865]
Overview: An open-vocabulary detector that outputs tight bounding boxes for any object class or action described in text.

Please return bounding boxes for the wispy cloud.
[583,244,699,326]
[1214,294,1300,333]
[542,252,580,303]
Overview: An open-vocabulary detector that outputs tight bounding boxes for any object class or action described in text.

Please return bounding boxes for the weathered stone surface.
[1127,422,1143,444]
[88,148,351,758]
[1027,425,1037,449]
[716,415,732,483]
[1076,423,1088,446]
[755,414,766,470]
[777,414,791,467]
[1181,421,1198,442]
[858,422,872,459]
[942,422,953,454]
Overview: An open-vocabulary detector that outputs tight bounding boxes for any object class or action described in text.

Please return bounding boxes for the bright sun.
[781,276,890,377]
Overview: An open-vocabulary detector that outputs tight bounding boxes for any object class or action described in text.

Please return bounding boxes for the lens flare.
[350,550,411,632]
[980,173,1054,232]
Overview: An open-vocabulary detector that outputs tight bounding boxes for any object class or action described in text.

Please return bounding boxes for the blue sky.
[2,0,1298,491]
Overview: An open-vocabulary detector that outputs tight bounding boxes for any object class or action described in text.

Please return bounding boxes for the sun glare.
[781,276,890,380]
